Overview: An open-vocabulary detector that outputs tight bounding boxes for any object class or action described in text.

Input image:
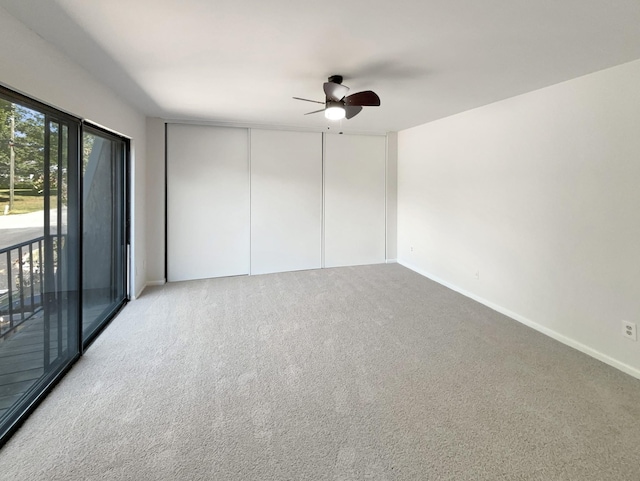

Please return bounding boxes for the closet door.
[324,133,386,267]
[167,124,249,281]
[250,130,322,275]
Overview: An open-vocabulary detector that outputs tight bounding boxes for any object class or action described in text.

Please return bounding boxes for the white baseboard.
[385,259,398,264]
[132,280,166,300]
[398,259,640,381]
[133,284,146,300]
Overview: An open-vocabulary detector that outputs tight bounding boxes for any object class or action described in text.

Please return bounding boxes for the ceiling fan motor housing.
[325,100,343,109]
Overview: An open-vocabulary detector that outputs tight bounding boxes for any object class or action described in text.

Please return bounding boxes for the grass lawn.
[0,189,57,215]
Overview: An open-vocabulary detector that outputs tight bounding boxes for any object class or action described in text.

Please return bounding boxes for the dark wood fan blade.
[345,105,363,119]
[293,97,325,105]
[344,90,380,106]
[304,108,325,115]
[323,82,350,101]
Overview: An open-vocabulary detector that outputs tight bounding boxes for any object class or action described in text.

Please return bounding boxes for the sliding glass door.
[81,126,128,346]
[0,86,129,445]
[0,90,81,440]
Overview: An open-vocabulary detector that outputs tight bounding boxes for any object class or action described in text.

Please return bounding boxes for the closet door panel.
[324,134,386,267]
[167,124,249,281]
[250,129,322,275]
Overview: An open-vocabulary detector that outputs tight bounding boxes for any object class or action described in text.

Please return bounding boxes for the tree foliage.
[0,98,46,189]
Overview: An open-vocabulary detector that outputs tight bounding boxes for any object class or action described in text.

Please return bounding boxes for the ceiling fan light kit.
[325,101,346,120]
[294,75,380,121]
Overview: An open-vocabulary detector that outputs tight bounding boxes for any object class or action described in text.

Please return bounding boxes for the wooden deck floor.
[0,300,114,423]
[0,313,66,419]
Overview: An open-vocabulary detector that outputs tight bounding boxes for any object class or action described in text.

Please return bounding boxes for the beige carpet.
[1,264,639,480]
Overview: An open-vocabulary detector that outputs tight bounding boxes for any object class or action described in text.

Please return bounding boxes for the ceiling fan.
[293,75,380,120]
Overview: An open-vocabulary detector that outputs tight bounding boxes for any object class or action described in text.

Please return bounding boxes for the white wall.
[0,7,148,297]
[386,132,398,261]
[398,59,640,378]
[145,118,166,285]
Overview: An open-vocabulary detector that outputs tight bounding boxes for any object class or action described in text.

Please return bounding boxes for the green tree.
[0,98,14,185]
[0,98,46,188]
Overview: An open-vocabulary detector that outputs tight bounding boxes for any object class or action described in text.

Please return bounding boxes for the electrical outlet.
[410,246,414,252]
[475,270,480,280]
[622,320,637,341]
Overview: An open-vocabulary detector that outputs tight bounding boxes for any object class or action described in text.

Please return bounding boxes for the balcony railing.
[0,236,47,340]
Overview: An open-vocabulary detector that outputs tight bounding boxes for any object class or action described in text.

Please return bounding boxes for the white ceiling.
[2,0,640,133]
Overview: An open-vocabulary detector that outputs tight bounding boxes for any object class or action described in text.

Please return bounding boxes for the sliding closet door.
[167,125,249,282]
[324,133,386,267]
[250,130,322,275]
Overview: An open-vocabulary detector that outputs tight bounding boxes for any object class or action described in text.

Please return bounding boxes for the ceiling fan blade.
[323,82,350,101]
[293,97,325,105]
[344,90,380,106]
[304,108,325,115]
[345,105,363,119]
